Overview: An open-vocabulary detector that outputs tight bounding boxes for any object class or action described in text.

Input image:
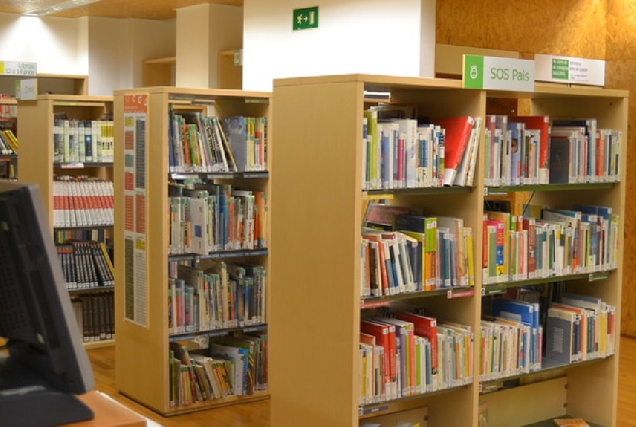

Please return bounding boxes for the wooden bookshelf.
[17,94,116,348]
[218,49,242,90]
[270,74,626,427]
[142,57,176,87]
[0,74,87,97]
[112,86,271,415]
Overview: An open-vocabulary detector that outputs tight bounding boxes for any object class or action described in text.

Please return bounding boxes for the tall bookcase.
[18,94,116,349]
[113,87,271,415]
[270,74,626,427]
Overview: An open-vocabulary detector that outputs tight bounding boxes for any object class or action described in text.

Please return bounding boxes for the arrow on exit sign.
[293,6,319,30]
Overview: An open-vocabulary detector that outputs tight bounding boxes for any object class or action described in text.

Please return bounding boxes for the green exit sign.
[293,6,319,30]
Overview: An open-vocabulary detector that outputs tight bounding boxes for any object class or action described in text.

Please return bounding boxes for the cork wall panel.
[606,59,636,336]
[607,0,636,60]
[436,1,636,335]
[436,0,606,59]
[601,0,636,337]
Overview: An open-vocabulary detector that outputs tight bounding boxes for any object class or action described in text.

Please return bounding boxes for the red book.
[361,319,397,400]
[394,312,438,384]
[432,116,475,186]
[509,115,550,184]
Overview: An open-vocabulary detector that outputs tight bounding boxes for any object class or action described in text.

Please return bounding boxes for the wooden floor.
[89,336,636,427]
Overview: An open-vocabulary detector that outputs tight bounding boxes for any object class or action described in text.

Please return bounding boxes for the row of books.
[54,228,111,246]
[0,95,16,118]
[480,298,542,380]
[168,107,267,174]
[362,206,475,296]
[480,292,616,381]
[482,204,619,285]
[71,291,114,343]
[0,128,17,154]
[56,240,115,290]
[485,115,621,187]
[360,314,473,406]
[362,110,481,190]
[169,334,268,407]
[53,118,114,163]
[53,177,114,228]
[168,183,267,255]
[168,262,266,334]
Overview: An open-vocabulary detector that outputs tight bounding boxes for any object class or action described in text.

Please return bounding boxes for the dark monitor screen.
[0,179,95,427]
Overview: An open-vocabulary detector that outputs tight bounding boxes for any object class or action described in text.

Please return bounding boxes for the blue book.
[491,298,539,370]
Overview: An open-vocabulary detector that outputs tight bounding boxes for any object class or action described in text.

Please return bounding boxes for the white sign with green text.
[534,54,605,86]
[463,55,534,92]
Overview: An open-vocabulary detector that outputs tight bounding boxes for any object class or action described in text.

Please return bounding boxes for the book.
[431,116,475,186]
[509,115,550,184]
[545,307,580,364]
[553,417,591,427]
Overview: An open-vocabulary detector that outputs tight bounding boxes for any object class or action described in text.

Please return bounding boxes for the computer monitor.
[0,179,95,427]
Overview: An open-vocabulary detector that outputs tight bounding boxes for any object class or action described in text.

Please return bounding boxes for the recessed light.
[25,0,102,17]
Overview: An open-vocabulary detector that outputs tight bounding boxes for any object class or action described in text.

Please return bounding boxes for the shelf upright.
[271,74,486,427]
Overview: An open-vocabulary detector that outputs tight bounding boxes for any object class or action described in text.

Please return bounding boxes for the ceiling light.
[25,0,102,17]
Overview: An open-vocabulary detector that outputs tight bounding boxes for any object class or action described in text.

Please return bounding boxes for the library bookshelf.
[113,86,271,415]
[18,94,116,349]
[270,74,626,427]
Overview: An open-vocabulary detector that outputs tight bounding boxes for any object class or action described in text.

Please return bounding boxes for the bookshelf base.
[120,390,270,417]
[84,339,115,350]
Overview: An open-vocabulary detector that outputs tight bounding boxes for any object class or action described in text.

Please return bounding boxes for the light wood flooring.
[89,336,636,427]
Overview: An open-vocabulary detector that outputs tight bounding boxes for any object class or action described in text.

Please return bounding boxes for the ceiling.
[0,0,242,20]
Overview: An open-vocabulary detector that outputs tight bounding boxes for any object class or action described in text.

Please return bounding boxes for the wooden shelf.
[113,86,272,415]
[18,94,116,350]
[270,74,626,427]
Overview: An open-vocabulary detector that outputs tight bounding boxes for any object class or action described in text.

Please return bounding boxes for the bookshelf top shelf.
[273,73,629,100]
[113,86,271,101]
[18,94,113,104]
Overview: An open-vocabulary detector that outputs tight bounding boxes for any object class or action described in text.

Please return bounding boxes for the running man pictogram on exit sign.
[293,6,319,30]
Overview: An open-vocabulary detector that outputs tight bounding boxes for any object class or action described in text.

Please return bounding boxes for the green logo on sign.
[293,6,319,31]
[552,58,569,80]
[463,55,484,89]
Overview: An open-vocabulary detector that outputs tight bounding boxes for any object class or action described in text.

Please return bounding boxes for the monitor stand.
[0,354,94,427]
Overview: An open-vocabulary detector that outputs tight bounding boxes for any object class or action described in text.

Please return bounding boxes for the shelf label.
[0,61,36,76]
[234,49,242,66]
[447,288,475,299]
[535,54,605,86]
[15,78,37,100]
[360,300,391,309]
[293,6,319,31]
[463,55,534,92]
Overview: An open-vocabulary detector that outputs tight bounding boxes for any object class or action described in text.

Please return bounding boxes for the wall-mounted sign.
[462,55,534,92]
[534,54,605,86]
[0,61,37,76]
[293,6,319,30]
[15,78,37,100]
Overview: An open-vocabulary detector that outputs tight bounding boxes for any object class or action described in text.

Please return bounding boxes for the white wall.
[0,13,85,74]
[130,18,176,88]
[85,17,131,95]
[86,17,176,95]
[0,13,175,96]
[243,0,436,91]
[176,3,242,88]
